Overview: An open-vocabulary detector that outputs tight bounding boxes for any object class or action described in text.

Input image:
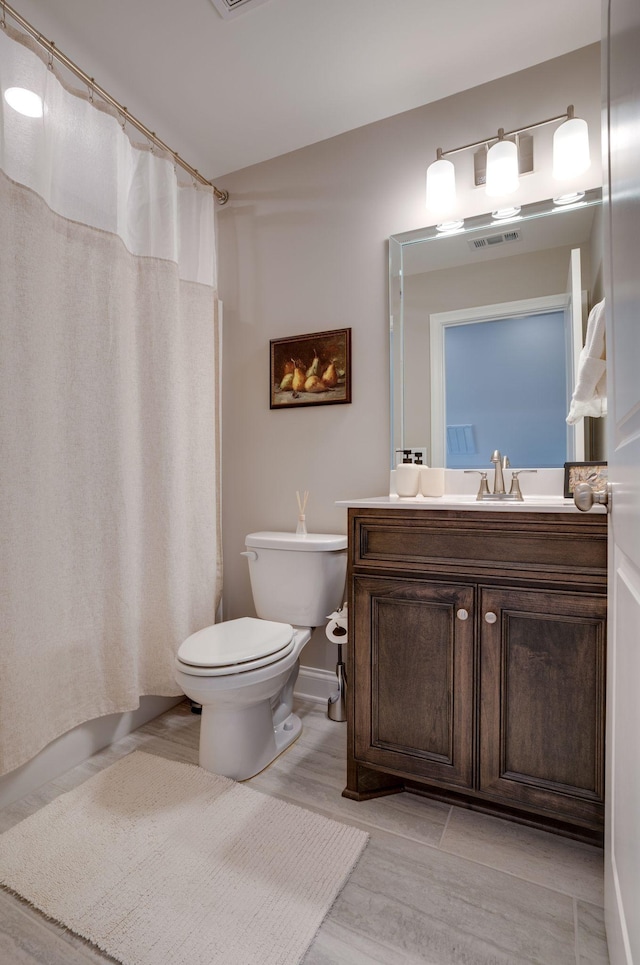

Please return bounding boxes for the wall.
[215,44,602,676]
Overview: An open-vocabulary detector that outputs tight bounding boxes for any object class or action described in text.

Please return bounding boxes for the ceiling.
[11,0,601,180]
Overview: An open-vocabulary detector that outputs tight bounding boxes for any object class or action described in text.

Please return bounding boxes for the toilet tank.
[244,532,347,627]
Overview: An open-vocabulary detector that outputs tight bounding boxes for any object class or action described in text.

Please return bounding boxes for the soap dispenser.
[395,450,420,498]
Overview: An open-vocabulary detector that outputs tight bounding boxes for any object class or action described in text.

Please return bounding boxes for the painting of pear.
[306,350,320,377]
[305,375,326,392]
[292,361,307,393]
[270,328,351,409]
[322,360,338,388]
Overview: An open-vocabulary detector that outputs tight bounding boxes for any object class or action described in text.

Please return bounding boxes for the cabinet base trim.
[403,780,604,846]
[343,760,403,800]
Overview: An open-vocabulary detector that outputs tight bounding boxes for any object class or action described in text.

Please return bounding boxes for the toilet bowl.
[174,531,347,780]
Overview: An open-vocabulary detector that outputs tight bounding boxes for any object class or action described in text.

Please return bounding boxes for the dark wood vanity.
[344,505,607,844]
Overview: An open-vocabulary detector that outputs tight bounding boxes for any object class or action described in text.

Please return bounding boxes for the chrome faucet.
[465,452,537,502]
[490,450,506,494]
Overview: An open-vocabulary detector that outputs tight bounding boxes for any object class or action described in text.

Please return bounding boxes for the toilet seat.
[176,617,296,677]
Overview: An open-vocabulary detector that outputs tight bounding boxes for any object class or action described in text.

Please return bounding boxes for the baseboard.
[1,672,338,808]
[295,665,338,704]
[0,695,183,809]
[605,852,634,965]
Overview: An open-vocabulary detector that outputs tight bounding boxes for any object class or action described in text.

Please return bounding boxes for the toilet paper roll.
[326,620,348,644]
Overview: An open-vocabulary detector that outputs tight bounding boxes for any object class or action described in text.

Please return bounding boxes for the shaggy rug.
[0,750,368,965]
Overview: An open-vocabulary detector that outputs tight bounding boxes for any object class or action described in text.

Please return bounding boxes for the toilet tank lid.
[245,531,347,552]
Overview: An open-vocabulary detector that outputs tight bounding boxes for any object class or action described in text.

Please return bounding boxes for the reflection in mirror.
[389,189,604,470]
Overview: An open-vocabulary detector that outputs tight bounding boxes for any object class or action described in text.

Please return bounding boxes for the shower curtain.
[0,26,222,776]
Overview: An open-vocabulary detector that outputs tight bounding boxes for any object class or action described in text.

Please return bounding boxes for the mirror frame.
[389,188,603,469]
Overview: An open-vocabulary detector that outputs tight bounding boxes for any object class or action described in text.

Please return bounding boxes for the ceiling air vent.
[467,229,522,251]
[209,0,272,18]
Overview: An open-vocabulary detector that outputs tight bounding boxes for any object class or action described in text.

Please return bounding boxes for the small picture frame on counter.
[563,461,608,499]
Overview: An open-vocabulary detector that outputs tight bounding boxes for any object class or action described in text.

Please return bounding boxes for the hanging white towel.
[566,298,607,424]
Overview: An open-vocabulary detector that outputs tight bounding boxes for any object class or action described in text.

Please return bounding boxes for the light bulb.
[4,87,44,118]
[485,139,519,198]
[553,116,590,179]
[426,157,456,217]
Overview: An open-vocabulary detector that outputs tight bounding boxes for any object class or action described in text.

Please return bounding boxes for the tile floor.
[0,699,610,965]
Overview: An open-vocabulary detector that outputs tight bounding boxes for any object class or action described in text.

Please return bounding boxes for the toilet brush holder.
[328,643,347,722]
[326,604,348,722]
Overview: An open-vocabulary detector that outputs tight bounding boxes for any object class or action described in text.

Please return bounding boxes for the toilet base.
[273,710,302,757]
[176,633,311,782]
[198,700,302,782]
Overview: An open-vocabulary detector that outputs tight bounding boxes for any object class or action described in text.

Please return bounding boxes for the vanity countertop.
[336,494,606,513]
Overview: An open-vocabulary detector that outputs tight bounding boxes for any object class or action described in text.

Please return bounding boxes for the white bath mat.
[0,750,368,965]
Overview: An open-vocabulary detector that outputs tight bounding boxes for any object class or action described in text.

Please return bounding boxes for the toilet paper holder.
[326,605,348,722]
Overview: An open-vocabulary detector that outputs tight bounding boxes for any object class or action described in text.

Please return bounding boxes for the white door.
[603,0,640,961]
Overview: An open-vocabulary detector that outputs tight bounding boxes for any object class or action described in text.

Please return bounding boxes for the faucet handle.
[502,455,510,470]
[508,469,537,500]
[464,470,490,500]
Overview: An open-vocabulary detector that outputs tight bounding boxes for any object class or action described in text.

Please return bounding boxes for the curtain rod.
[0,1,230,204]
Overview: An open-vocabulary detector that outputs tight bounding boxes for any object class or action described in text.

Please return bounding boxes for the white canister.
[420,466,445,497]
[395,462,420,497]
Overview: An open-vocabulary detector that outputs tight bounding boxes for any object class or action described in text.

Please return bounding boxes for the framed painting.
[270,328,351,409]
[563,461,608,499]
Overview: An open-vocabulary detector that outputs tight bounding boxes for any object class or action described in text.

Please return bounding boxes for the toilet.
[174,531,347,780]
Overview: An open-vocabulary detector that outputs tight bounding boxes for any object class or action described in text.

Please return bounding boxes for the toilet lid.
[177,617,294,669]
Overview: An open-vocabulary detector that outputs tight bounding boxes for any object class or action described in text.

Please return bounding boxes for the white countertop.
[337,469,607,514]
[336,494,606,513]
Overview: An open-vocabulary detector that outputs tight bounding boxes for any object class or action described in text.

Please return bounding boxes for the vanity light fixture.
[426,105,590,217]
[552,106,591,179]
[4,86,44,117]
[485,132,519,197]
[426,151,457,218]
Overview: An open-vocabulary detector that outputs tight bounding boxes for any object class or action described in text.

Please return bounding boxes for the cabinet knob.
[484,611,497,624]
[456,608,469,621]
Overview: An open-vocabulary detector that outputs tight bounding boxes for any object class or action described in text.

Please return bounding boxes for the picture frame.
[563,461,608,499]
[270,328,352,409]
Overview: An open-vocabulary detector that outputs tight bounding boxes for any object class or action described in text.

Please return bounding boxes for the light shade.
[426,157,456,217]
[553,116,590,179]
[4,86,44,118]
[485,139,519,197]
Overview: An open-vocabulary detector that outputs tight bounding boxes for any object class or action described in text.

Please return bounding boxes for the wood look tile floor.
[0,699,610,965]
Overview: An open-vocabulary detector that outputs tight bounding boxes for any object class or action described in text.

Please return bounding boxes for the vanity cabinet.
[345,507,607,843]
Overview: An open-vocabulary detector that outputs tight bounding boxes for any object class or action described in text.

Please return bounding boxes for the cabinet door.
[353,575,474,789]
[479,587,606,830]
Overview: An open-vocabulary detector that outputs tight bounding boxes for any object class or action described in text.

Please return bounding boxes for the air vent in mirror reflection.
[468,229,522,250]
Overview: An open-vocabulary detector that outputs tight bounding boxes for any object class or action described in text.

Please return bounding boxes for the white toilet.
[174,531,347,780]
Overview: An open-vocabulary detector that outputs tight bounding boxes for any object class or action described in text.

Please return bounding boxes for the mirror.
[389,189,603,469]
